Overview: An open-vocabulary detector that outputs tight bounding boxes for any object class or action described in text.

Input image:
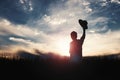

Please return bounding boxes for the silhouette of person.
[69,19,88,63]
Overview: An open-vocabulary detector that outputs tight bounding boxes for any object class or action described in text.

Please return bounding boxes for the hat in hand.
[78,19,88,29]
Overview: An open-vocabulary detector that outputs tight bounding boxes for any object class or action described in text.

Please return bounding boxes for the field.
[0,53,120,80]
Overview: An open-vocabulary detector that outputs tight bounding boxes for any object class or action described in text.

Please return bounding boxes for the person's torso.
[70,40,82,56]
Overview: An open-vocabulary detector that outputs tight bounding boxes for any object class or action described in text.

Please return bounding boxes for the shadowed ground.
[0,53,120,80]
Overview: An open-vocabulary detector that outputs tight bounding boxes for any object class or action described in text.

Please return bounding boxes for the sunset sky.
[0,0,120,56]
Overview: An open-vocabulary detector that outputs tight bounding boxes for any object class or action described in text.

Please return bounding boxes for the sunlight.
[53,38,70,57]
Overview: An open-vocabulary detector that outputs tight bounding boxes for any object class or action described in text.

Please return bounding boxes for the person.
[69,19,88,63]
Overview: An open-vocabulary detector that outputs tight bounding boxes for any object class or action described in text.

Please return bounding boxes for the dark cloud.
[0,35,16,46]
[0,49,68,60]
[0,0,64,24]
[89,1,120,30]
[0,0,29,24]
[0,34,31,47]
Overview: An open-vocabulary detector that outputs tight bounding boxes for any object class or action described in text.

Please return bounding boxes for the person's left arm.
[80,28,86,45]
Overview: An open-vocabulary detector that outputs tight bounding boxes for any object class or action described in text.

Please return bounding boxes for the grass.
[0,53,120,80]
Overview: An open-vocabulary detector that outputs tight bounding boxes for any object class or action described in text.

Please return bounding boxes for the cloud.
[33,0,93,36]
[9,37,32,45]
[111,0,120,4]
[43,14,67,25]
[84,30,120,56]
[0,19,54,54]
[19,0,33,11]
[0,0,120,57]
[0,19,50,41]
[33,0,120,56]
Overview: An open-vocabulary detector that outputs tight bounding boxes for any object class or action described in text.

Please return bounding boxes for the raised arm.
[80,28,86,45]
[78,19,88,44]
[81,28,86,38]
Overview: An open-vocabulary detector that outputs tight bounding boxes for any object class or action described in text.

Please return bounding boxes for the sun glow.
[53,38,70,57]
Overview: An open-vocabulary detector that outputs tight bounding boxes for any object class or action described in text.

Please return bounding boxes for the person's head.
[71,31,77,40]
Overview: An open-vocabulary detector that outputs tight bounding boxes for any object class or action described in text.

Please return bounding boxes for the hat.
[78,19,88,29]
